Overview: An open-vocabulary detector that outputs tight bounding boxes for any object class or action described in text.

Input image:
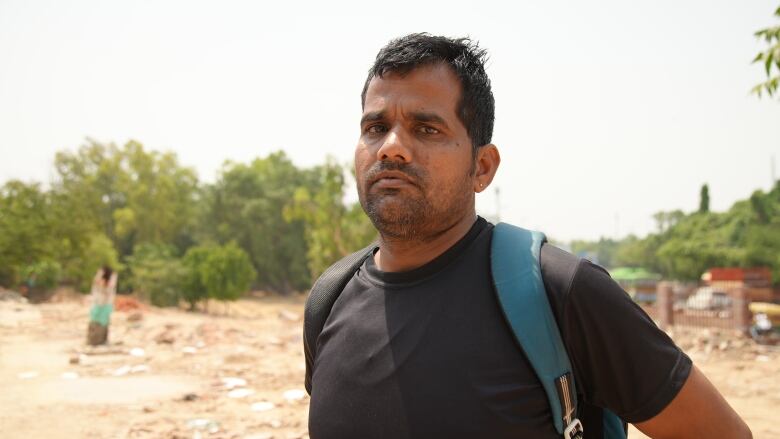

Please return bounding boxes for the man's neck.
[374,212,478,272]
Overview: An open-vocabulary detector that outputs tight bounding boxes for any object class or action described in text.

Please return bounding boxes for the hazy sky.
[1,0,778,241]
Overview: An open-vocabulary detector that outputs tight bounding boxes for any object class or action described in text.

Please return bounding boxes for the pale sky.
[1,0,778,242]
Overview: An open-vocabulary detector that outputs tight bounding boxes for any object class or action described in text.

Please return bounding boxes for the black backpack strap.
[304,244,375,394]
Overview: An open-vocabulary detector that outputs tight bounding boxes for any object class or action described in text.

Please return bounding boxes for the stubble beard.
[359,165,473,243]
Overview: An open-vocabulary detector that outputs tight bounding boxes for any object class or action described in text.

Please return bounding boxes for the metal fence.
[643,282,752,333]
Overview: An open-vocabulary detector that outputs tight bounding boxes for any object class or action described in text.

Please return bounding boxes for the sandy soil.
[1,292,777,439]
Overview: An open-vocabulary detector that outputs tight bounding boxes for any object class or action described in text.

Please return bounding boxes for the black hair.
[361,33,495,151]
[102,265,113,283]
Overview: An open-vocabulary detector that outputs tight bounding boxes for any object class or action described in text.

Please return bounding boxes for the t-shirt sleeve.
[557,259,692,423]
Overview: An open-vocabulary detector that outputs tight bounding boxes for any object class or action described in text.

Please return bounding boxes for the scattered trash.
[187,418,220,434]
[130,364,150,373]
[282,389,306,402]
[244,434,274,439]
[129,347,145,357]
[18,371,39,379]
[181,393,199,402]
[228,388,255,399]
[756,355,770,362]
[251,401,276,412]
[61,372,79,380]
[69,355,80,365]
[182,346,198,354]
[113,365,132,376]
[222,377,247,389]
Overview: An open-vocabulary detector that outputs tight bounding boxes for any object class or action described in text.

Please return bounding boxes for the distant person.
[303,33,751,438]
[87,265,117,346]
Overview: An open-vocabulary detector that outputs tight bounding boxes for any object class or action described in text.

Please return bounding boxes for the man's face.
[355,63,476,241]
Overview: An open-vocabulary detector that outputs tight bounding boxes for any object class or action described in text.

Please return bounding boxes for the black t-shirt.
[308,218,691,439]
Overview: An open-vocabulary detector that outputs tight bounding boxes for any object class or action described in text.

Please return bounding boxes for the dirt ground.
[1,291,778,439]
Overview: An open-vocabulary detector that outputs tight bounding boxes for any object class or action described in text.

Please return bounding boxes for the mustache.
[364,161,426,186]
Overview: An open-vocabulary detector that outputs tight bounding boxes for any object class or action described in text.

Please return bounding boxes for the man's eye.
[419,126,440,135]
[366,125,387,134]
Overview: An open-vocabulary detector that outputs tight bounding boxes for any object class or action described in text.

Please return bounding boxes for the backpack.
[303,222,627,439]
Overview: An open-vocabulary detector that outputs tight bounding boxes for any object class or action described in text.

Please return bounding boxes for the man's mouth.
[370,170,417,190]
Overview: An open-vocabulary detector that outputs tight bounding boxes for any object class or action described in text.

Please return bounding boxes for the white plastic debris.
[186,418,220,434]
[129,347,145,357]
[18,371,39,379]
[131,364,150,373]
[221,377,247,389]
[250,401,276,412]
[61,372,79,380]
[182,346,197,354]
[228,388,255,399]
[113,365,131,376]
[283,389,306,402]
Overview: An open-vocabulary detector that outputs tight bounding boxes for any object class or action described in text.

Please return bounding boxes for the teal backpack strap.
[491,223,583,438]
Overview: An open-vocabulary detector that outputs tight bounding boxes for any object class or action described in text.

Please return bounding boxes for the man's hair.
[361,33,495,151]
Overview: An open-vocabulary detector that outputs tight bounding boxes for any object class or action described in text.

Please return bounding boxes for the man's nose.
[376,128,413,163]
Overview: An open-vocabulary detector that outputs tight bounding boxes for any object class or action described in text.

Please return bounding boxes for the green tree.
[699,184,710,213]
[53,139,199,259]
[201,243,256,302]
[204,152,310,293]
[284,159,376,279]
[181,245,212,310]
[0,181,58,286]
[127,243,186,307]
[752,6,780,98]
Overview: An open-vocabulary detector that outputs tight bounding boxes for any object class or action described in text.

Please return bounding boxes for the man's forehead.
[363,63,462,114]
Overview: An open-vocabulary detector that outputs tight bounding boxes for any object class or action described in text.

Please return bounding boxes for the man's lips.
[369,171,417,189]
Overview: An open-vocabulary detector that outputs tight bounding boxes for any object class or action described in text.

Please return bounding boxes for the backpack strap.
[491,223,583,438]
[304,243,375,394]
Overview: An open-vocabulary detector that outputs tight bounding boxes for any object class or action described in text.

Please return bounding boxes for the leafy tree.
[53,139,199,259]
[204,152,310,293]
[181,245,212,310]
[752,6,780,98]
[127,243,186,307]
[699,184,710,213]
[200,242,256,302]
[0,181,56,285]
[285,159,376,278]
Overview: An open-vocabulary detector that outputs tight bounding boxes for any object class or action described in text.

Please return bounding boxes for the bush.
[22,259,62,291]
[128,243,186,307]
[181,245,212,309]
[183,243,255,307]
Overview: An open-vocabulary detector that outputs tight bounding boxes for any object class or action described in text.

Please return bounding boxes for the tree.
[699,184,710,213]
[752,6,780,98]
[285,159,376,279]
[201,243,256,302]
[127,243,186,307]
[203,152,310,293]
[53,139,199,259]
[0,181,56,285]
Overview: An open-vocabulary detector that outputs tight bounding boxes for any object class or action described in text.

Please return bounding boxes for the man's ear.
[473,144,500,193]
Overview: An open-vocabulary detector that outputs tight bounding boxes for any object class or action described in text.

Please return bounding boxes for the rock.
[127,311,143,322]
[154,331,176,344]
[181,393,199,402]
[250,401,275,412]
[228,388,255,399]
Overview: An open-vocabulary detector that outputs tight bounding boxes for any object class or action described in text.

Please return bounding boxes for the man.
[305,33,751,438]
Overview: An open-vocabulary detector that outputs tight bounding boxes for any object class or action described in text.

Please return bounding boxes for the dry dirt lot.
[1,291,777,439]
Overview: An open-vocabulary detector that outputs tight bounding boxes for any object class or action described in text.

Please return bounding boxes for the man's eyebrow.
[410,111,448,127]
[360,111,385,126]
